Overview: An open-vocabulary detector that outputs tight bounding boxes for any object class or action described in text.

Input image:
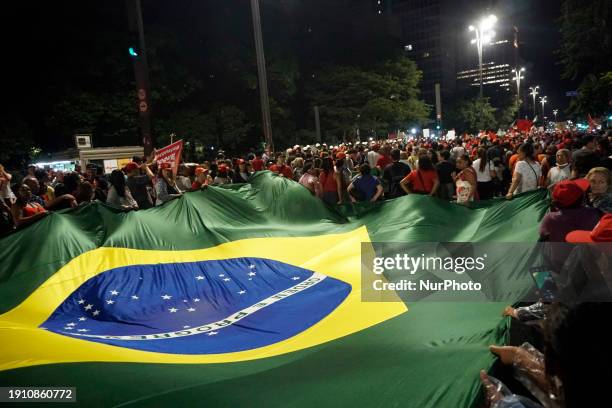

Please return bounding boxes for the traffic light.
[128,47,139,57]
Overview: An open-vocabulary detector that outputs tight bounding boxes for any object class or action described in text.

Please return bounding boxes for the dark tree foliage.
[557,0,612,116]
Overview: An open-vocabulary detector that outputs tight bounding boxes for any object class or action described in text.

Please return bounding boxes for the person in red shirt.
[10,184,48,228]
[250,153,264,172]
[269,156,293,179]
[191,167,212,190]
[400,155,439,196]
[376,146,393,171]
[319,157,343,205]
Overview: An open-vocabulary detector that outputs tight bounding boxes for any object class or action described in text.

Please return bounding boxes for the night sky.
[502,0,575,117]
[1,0,574,149]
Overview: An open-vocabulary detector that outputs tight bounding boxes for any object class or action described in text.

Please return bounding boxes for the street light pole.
[553,109,558,122]
[511,67,525,118]
[469,15,497,99]
[539,96,548,119]
[512,68,525,104]
[250,0,274,152]
[528,86,539,118]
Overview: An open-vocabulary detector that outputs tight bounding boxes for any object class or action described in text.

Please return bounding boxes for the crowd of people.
[2,128,612,236]
[1,126,612,408]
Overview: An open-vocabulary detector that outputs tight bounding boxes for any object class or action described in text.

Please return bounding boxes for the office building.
[390,0,459,111]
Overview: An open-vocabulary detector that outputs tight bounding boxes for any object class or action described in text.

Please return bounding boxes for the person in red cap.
[269,156,293,179]
[191,167,212,190]
[155,162,182,206]
[214,164,231,185]
[565,213,612,243]
[539,180,601,242]
[250,153,264,172]
[559,214,612,302]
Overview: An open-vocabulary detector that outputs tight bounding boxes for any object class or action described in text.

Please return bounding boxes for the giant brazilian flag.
[0,171,548,407]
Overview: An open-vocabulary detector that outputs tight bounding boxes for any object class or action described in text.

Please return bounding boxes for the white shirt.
[547,165,571,186]
[367,151,381,168]
[514,160,542,194]
[472,159,494,182]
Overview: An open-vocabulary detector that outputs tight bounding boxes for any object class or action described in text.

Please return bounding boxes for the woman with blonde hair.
[585,167,612,213]
[291,157,305,181]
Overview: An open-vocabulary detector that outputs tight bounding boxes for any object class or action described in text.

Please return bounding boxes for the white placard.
[103,159,118,174]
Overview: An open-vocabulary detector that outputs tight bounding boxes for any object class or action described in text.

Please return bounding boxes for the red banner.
[516,119,533,133]
[155,140,183,174]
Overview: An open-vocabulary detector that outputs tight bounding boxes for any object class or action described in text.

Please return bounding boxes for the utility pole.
[126,0,153,157]
[250,0,274,152]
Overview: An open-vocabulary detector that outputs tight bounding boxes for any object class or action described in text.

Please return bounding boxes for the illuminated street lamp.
[539,96,548,118]
[511,67,525,104]
[469,14,497,98]
[529,86,539,117]
[553,109,559,122]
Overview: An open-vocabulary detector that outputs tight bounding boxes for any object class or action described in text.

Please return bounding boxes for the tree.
[306,58,429,140]
[567,72,612,117]
[557,0,612,116]
[496,95,520,129]
[0,118,37,168]
[446,97,497,133]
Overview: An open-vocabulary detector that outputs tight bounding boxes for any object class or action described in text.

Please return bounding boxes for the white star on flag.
[169,308,178,313]
[207,331,218,336]
[131,295,139,300]
[248,272,256,276]
[195,276,205,280]
[106,299,115,305]
[66,322,76,326]
[110,290,119,296]
[183,325,191,329]
[64,327,73,330]
[78,299,85,304]
[218,274,225,277]
[223,278,231,282]
[84,304,93,311]
[183,300,188,303]
[78,317,87,322]
[161,294,172,300]
[78,329,89,332]
[238,290,246,295]
[187,308,196,312]
[92,310,100,316]
[249,264,256,269]
[193,298,200,302]
[292,276,300,281]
